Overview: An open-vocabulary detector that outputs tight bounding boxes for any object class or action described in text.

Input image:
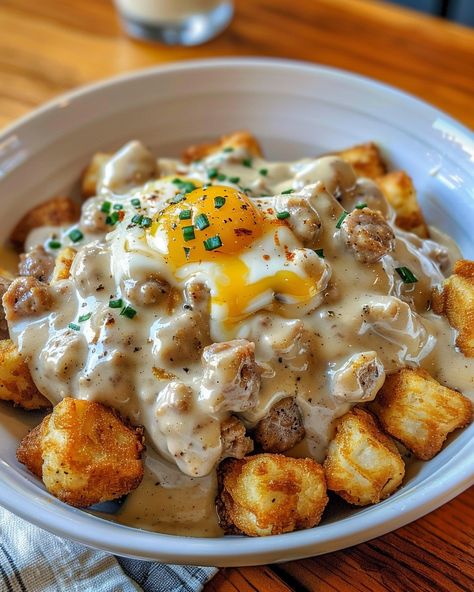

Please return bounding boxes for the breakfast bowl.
[0,58,473,566]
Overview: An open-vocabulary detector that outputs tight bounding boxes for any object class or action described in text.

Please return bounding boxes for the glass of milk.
[114,0,234,46]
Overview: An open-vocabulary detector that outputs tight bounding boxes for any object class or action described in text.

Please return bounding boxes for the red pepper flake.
[263,254,270,261]
[274,230,280,247]
[118,210,125,222]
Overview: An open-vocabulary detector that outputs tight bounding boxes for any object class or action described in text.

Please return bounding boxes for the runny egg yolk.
[153,186,266,267]
[151,186,322,323]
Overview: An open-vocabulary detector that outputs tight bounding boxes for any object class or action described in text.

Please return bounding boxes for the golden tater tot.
[324,408,405,506]
[182,131,263,164]
[336,142,387,179]
[370,368,472,460]
[218,454,328,536]
[10,196,80,250]
[81,152,111,198]
[0,339,51,410]
[16,421,45,477]
[17,397,145,507]
[376,171,429,238]
[432,260,474,357]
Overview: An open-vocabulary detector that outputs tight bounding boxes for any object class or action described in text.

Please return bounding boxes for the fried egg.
[111,184,330,338]
[147,186,329,332]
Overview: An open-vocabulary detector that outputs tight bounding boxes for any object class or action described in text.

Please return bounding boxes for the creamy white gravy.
[7,140,474,537]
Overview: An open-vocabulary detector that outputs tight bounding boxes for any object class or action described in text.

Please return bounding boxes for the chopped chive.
[281,189,294,195]
[314,248,325,258]
[203,235,222,251]
[217,173,227,181]
[202,183,211,189]
[195,213,210,230]
[48,240,61,250]
[170,193,186,204]
[336,211,349,229]
[140,216,152,228]
[131,198,141,208]
[277,211,290,220]
[106,211,120,225]
[131,214,143,225]
[395,266,418,284]
[259,168,268,176]
[183,246,190,259]
[179,209,192,220]
[68,228,84,243]
[183,225,195,241]
[207,168,218,179]
[120,305,137,319]
[109,298,123,308]
[214,196,226,209]
[113,203,124,210]
[68,323,80,331]
[101,201,112,213]
[355,202,367,210]
[172,178,196,193]
[223,147,234,153]
[78,312,92,323]
[242,158,252,168]
[229,176,240,184]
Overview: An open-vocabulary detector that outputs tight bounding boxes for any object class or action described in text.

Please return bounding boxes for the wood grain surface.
[0,1,473,590]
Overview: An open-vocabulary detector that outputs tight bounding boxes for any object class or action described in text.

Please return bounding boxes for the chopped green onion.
[140,216,152,228]
[183,225,195,241]
[68,323,80,331]
[214,196,226,209]
[314,249,325,258]
[281,189,294,195]
[131,198,141,208]
[78,312,92,322]
[336,211,349,228]
[109,298,123,308]
[217,173,227,181]
[113,203,124,210]
[277,211,290,220]
[223,147,234,153]
[120,305,137,319]
[48,240,61,250]
[395,266,418,284]
[106,212,120,225]
[242,158,252,168]
[259,168,268,176]
[355,202,367,210]
[170,193,185,204]
[179,209,192,220]
[183,247,190,259]
[131,214,143,225]
[68,228,84,243]
[229,176,240,184]
[172,178,196,193]
[203,235,222,251]
[195,213,210,230]
[207,168,218,179]
[101,201,112,213]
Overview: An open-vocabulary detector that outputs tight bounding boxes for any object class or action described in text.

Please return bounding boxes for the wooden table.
[0,1,473,590]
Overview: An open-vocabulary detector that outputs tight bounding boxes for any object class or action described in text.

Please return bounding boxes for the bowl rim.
[0,57,473,566]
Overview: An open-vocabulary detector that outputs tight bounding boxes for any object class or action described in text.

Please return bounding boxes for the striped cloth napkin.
[0,506,218,592]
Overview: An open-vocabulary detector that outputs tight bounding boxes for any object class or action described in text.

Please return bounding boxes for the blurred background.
[387,0,473,25]
[0,0,472,129]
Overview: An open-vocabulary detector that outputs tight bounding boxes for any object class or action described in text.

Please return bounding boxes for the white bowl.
[0,58,473,567]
